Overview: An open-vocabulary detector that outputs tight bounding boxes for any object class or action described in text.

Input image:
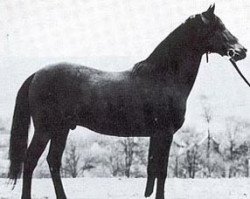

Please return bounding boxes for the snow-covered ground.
[0,178,250,199]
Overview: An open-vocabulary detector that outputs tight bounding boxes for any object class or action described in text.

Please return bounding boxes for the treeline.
[35,136,149,178]
[168,120,250,178]
[0,108,250,179]
[31,115,250,178]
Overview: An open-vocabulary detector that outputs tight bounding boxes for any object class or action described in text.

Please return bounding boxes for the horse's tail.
[8,74,35,183]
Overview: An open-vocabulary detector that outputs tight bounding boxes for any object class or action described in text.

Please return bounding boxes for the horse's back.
[28,63,134,130]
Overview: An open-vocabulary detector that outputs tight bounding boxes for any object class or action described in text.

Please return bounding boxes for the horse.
[8,4,247,199]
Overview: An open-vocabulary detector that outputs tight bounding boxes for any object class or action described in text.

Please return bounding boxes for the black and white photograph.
[0,0,250,198]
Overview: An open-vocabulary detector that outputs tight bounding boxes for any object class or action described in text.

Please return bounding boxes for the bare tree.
[119,137,139,177]
[96,137,124,177]
[62,141,95,178]
[200,97,213,177]
[98,137,148,177]
[0,119,10,177]
[186,144,200,178]
[176,127,202,178]
[169,139,186,178]
[107,153,123,177]
[132,138,149,177]
[223,117,249,177]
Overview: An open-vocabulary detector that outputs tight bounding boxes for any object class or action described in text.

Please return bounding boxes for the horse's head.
[190,4,247,62]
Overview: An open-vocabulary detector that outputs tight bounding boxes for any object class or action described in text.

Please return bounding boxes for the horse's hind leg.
[22,130,50,199]
[47,128,69,199]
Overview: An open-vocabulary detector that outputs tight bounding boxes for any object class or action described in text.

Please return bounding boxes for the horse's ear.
[207,4,215,14]
[201,4,215,24]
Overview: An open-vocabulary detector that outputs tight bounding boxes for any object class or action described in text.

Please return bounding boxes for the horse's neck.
[135,23,203,95]
[173,52,202,95]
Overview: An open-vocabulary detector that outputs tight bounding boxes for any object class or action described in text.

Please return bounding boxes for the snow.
[0,178,250,199]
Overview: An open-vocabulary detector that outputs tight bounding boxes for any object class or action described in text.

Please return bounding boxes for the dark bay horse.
[9,5,247,199]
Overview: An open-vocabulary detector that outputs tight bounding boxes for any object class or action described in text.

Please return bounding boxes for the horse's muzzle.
[227,46,247,62]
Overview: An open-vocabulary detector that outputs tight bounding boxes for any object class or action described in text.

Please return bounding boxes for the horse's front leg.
[145,135,173,199]
[155,135,173,199]
[145,137,158,197]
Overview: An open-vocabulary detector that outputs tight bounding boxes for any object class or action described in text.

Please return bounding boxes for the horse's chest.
[140,89,187,133]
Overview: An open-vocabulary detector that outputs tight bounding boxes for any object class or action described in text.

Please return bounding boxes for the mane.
[132,18,201,77]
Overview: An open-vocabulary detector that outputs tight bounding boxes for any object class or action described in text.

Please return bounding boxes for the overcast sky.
[0,0,250,136]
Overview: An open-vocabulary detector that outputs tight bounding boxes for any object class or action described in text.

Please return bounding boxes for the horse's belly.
[78,108,179,137]
[83,125,150,137]
[79,113,149,137]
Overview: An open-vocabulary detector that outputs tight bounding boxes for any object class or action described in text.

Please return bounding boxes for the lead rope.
[229,58,250,87]
[206,52,209,63]
[206,52,249,87]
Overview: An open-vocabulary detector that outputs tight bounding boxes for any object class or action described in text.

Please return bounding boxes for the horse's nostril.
[244,48,247,52]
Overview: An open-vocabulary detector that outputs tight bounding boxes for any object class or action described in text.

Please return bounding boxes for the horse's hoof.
[156,196,164,199]
[21,196,31,199]
[144,186,154,197]
[145,191,153,197]
[145,178,155,197]
[155,193,165,199]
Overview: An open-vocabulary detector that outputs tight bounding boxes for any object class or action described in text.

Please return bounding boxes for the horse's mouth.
[227,47,247,62]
